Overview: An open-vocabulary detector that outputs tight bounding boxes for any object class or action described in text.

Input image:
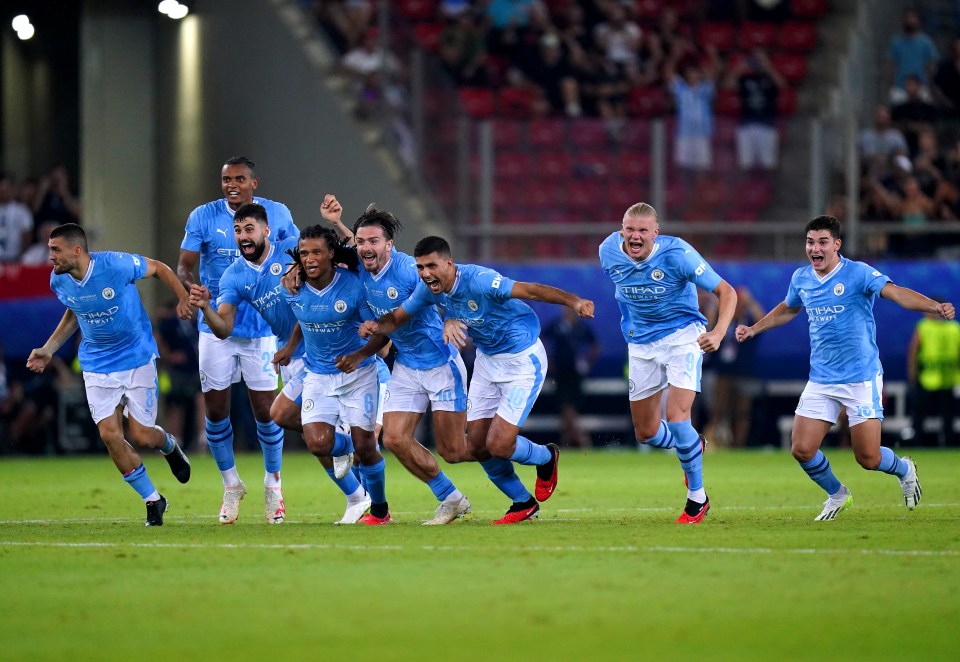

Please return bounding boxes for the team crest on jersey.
[387,287,399,300]
[334,300,347,313]
[303,399,314,412]
[467,300,479,312]
[651,269,665,281]
[102,287,115,300]
[833,283,844,296]
[270,263,282,276]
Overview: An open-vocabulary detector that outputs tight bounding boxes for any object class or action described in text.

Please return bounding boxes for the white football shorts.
[628,322,705,401]
[795,374,884,426]
[301,362,379,431]
[84,359,159,426]
[279,357,306,404]
[468,339,547,426]
[384,355,469,415]
[198,331,279,393]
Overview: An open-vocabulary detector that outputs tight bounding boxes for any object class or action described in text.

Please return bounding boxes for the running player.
[285,226,390,524]
[326,198,473,525]
[736,215,953,520]
[27,224,192,526]
[188,202,371,524]
[363,235,593,524]
[599,202,738,524]
[177,157,298,524]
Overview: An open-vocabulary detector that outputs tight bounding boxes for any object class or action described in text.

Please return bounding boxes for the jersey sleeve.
[860,262,891,296]
[181,208,204,251]
[674,244,721,292]
[401,280,434,316]
[216,266,244,308]
[475,268,515,303]
[111,252,148,282]
[785,271,803,307]
[272,204,299,242]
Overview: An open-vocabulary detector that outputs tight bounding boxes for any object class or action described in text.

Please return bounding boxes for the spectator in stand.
[312,0,375,52]
[905,304,960,446]
[340,29,404,119]
[520,32,583,117]
[485,0,547,57]
[913,128,959,221]
[592,4,645,85]
[20,220,59,266]
[0,171,34,262]
[542,306,600,449]
[859,105,909,167]
[887,10,938,104]
[438,11,490,86]
[726,48,787,174]
[666,43,721,175]
[933,37,960,113]
[891,74,939,152]
[34,163,81,226]
[649,7,689,66]
[17,176,39,212]
[440,0,473,20]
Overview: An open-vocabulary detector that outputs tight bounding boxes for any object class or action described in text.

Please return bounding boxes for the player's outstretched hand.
[176,296,193,320]
[574,298,595,318]
[320,194,342,225]
[335,352,362,374]
[735,324,755,343]
[443,318,468,349]
[188,284,210,309]
[937,302,956,320]
[359,320,380,339]
[26,347,52,373]
[697,329,723,353]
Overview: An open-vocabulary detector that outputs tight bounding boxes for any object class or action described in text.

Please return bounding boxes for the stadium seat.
[616,151,652,180]
[778,21,817,52]
[714,117,738,144]
[396,0,436,21]
[713,146,737,173]
[634,0,666,19]
[458,88,495,118]
[496,151,532,180]
[528,118,568,147]
[576,150,616,177]
[739,22,778,50]
[497,87,535,119]
[413,23,444,53]
[627,86,666,118]
[608,181,641,212]
[570,120,610,148]
[526,181,567,211]
[567,180,605,212]
[538,151,574,179]
[621,122,652,148]
[771,53,808,83]
[493,119,525,149]
[777,87,798,115]
[698,23,736,52]
[790,0,828,19]
[715,89,741,116]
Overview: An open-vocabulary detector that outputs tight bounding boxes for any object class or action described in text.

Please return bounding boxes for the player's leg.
[627,341,674,447]
[123,361,190,484]
[792,384,851,520]
[845,375,921,509]
[665,386,711,524]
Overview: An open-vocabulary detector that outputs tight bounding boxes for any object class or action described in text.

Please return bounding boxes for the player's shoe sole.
[492,499,540,525]
[333,452,354,480]
[534,443,560,502]
[145,495,168,526]
[675,497,710,524]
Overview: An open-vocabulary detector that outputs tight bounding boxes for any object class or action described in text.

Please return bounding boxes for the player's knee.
[634,423,661,443]
[790,444,816,463]
[854,450,881,470]
[381,431,405,454]
[302,432,333,457]
[438,444,464,464]
[355,446,381,465]
[486,437,513,460]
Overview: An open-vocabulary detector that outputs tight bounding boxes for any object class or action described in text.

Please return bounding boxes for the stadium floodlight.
[12,14,30,31]
[167,3,189,20]
[157,0,178,15]
[16,23,35,41]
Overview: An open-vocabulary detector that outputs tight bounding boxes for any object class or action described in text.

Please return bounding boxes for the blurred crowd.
[0,164,81,265]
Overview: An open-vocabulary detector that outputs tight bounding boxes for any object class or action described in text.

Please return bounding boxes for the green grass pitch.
[2,448,959,661]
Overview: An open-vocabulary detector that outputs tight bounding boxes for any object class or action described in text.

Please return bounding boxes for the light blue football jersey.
[785,256,891,384]
[181,197,298,338]
[285,268,375,375]
[402,263,539,355]
[217,238,303,359]
[360,251,454,369]
[50,251,159,374]
[599,232,721,344]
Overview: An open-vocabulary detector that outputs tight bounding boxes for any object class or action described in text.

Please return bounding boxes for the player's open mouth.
[240,242,256,253]
[423,277,441,292]
[304,264,320,277]
[811,255,824,266]
[360,252,377,265]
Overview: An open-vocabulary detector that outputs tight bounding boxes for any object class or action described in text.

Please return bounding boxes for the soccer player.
[599,202,737,524]
[325,198,473,525]
[177,157,299,525]
[27,224,192,526]
[188,202,371,524]
[284,226,390,524]
[363,236,593,524]
[736,215,953,520]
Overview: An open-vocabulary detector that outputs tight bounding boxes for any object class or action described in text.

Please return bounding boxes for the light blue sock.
[426,471,456,501]
[159,430,176,454]
[639,420,677,449]
[876,446,908,478]
[509,435,551,466]
[324,467,362,496]
[668,420,704,491]
[205,417,235,471]
[256,420,284,474]
[480,457,532,503]
[332,432,354,457]
[359,459,387,504]
[123,464,157,501]
[799,450,843,495]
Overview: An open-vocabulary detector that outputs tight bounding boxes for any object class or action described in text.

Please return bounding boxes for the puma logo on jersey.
[216,228,228,237]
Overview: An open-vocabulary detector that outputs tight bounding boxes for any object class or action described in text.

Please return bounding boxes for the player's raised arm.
[509,281,595,318]
[177,248,200,290]
[145,257,192,319]
[320,193,354,245]
[880,283,955,320]
[27,308,79,373]
[736,300,802,342]
[189,284,237,339]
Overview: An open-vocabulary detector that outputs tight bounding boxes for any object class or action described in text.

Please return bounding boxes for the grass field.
[2,448,959,661]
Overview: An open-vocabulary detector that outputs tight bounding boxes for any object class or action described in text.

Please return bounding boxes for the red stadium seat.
[607,181,641,212]
[698,22,736,52]
[739,22,777,50]
[525,181,566,211]
[771,53,808,83]
[566,180,605,212]
[715,89,741,116]
[496,152,532,180]
[777,87,798,115]
[459,88,495,118]
[778,21,817,52]
[493,120,525,149]
[616,151,652,180]
[576,150,616,177]
[634,0,666,19]
[413,23,444,53]
[790,0,828,19]
[396,0,436,21]
[627,86,666,118]
[528,118,568,147]
[497,87,535,119]
[538,150,574,179]
[570,120,610,148]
